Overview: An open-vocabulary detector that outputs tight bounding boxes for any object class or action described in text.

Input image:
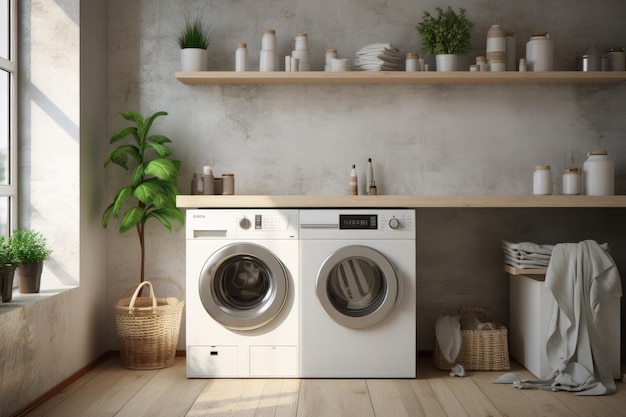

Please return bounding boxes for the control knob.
[239,217,252,230]
[389,216,400,229]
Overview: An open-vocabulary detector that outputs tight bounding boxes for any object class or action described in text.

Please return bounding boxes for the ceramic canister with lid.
[486,25,506,72]
[526,32,553,71]
[259,29,278,71]
[562,168,582,195]
[533,165,553,195]
[583,150,614,195]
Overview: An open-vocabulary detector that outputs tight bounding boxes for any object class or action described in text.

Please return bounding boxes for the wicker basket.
[115,281,184,370]
[432,306,510,371]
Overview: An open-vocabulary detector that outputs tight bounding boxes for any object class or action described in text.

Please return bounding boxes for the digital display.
[339,215,377,229]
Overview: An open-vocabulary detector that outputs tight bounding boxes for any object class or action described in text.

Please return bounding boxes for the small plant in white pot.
[177,16,211,71]
[416,6,473,71]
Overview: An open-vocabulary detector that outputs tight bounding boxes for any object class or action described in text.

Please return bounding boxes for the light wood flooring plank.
[114,358,207,417]
[31,356,158,417]
[367,379,428,417]
[296,379,375,417]
[417,359,470,417]
[256,379,300,417]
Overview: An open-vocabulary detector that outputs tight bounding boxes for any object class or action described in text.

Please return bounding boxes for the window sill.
[0,284,78,315]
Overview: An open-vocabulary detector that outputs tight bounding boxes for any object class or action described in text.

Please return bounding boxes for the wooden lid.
[263,29,276,35]
[535,165,551,170]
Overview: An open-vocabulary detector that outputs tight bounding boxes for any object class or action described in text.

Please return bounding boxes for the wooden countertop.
[176,195,626,208]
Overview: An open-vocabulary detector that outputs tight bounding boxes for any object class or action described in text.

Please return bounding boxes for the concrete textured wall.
[106,0,626,356]
[0,1,108,416]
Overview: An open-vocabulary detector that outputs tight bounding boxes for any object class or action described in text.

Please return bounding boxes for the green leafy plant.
[11,229,52,264]
[0,235,14,266]
[177,17,211,49]
[416,6,474,55]
[102,111,184,283]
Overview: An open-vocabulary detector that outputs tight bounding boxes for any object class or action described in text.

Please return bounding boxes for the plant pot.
[180,48,208,71]
[18,261,43,293]
[436,54,458,71]
[0,265,16,302]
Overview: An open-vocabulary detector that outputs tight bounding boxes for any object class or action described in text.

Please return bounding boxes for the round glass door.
[199,243,289,330]
[316,245,401,329]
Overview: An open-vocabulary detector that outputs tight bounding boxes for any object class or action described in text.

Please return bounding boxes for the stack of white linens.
[502,240,554,269]
[354,43,403,71]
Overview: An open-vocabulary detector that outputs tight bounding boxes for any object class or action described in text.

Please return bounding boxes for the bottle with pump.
[349,165,358,195]
[366,158,374,195]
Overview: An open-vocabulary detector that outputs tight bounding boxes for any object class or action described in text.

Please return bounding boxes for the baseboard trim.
[12,351,116,417]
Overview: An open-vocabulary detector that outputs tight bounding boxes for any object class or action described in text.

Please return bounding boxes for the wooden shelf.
[176,194,626,209]
[175,71,626,85]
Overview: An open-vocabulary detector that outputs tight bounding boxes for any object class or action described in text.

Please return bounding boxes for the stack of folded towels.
[354,43,403,71]
[502,240,554,269]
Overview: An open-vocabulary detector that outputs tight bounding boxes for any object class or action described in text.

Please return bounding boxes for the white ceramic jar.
[292,33,311,71]
[406,53,418,72]
[533,165,553,195]
[487,25,506,72]
[562,168,582,195]
[259,29,278,71]
[526,32,553,71]
[583,150,614,195]
[235,43,248,72]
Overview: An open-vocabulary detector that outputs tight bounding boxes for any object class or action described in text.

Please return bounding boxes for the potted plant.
[102,110,184,369]
[12,229,52,293]
[102,110,184,284]
[0,235,16,301]
[416,6,474,71]
[177,16,211,71]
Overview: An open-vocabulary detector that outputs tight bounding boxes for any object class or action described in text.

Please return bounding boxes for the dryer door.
[316,245,401,329]
[199,242,289,330]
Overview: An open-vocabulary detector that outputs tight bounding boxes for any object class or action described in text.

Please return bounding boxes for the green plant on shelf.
[416,6,473,55]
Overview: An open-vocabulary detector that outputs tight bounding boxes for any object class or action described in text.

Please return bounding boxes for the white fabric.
[354,43,403,71]
[496,240,622,395]
[434,314,461,363]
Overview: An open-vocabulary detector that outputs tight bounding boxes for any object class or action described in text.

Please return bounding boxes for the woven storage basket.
[432,306,510,371]
[115,281,184,370]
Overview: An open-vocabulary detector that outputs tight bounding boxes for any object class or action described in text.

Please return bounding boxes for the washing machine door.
[316,245,401,329]
[199,243,289,330]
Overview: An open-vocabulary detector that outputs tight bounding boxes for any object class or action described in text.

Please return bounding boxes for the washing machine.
[299,209,416,378]
[186,209,299,378]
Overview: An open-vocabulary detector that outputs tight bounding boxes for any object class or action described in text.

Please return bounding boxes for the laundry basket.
[432,306,510,371]
[115,281,184,369]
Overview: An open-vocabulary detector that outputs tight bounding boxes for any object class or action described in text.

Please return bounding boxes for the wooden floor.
[22,355,626,417]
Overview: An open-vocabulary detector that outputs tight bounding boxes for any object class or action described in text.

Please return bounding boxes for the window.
[0,0,16,237]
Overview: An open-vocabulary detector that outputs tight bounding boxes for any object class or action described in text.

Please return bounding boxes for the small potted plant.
[12,229,52,293]
[416,6,474,71]
[177,16,211,71]
[0,235,16,301]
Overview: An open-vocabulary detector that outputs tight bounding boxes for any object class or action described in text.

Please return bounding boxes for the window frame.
[0,0,17,236]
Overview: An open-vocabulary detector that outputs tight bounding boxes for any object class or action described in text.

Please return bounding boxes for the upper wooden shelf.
[176,195,626,209]
[175,71,626,85]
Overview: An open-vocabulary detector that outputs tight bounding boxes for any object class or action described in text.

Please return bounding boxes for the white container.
[526,32,553,71]
[181,48,208,71]
[325,49,338,71]
[203,165,215,195]
[476,56,487,71]
[366,158,374,195]
[406,53,418,72]
[259,29,278,71]
[435,54,457,72]
[487,25,506,72]
[292,33,311,71]
[583,150,614,195]
[533,165,553,195]
[562,167,582,195]
[349,165,358,195]
[235,43,248,72]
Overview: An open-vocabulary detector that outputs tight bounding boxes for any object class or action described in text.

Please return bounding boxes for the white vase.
[435,54,458,72]
[180,48,208,71]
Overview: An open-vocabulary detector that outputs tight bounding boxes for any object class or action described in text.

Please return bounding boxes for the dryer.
[186,209,299,378]
[299,209,416,378]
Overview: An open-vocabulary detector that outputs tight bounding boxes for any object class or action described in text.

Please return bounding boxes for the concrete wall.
[106,0,626,354]
[0,1,108,416]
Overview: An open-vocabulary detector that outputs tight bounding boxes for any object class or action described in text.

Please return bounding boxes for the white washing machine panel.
[299,209,417,378]
[186,209,299,378]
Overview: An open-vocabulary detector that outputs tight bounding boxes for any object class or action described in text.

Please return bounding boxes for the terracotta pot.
[0,265,16,301]
[18,261,43,293]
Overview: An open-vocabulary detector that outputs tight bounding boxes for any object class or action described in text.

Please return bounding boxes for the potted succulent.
[0,234,16,301]
[12,229,52,293]
[177,16,211,71]
[416,6,474,71]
